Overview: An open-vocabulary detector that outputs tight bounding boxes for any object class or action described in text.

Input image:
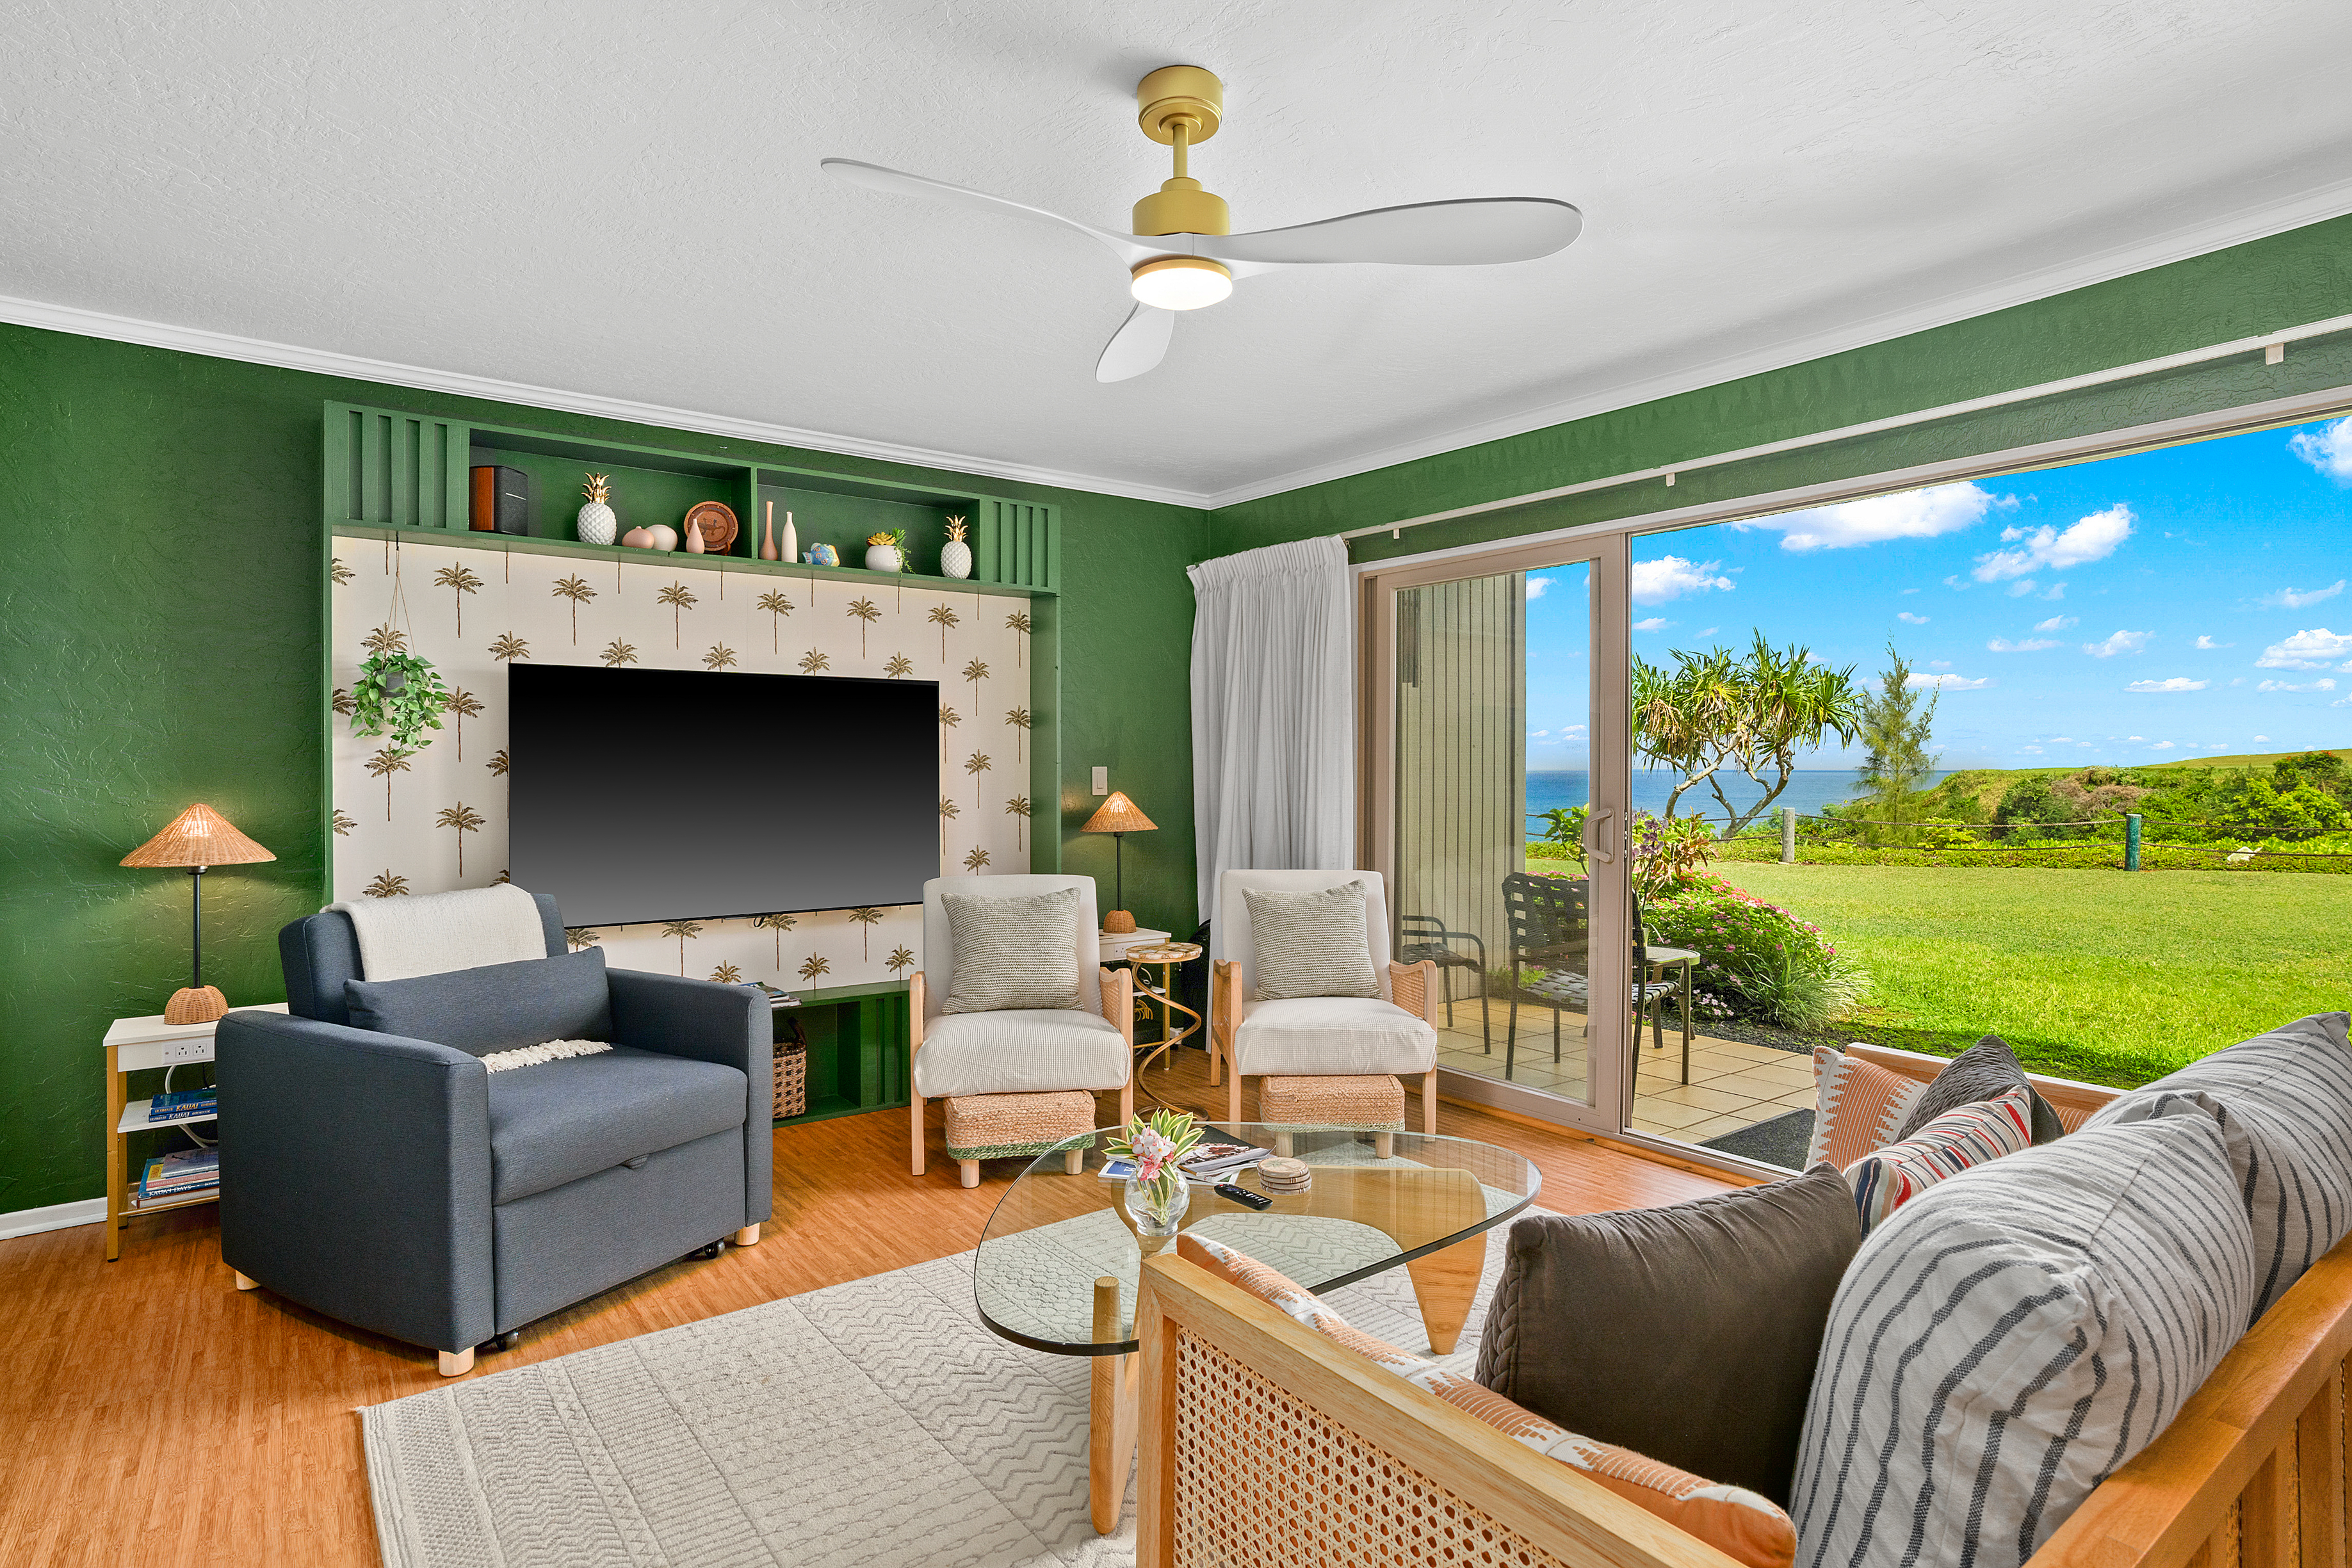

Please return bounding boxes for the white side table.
[1097,927,1171,964]
[102,1005,286,1260]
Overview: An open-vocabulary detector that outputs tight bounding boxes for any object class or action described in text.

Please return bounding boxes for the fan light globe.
[1130,257,1232,311]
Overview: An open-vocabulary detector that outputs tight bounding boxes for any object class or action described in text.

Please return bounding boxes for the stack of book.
[138,1147,219,1204]
[145,1088,218,1124]
[747,982,800,1010]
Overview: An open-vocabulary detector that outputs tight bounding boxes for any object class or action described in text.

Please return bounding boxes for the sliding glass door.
[1364,537,1632,1135]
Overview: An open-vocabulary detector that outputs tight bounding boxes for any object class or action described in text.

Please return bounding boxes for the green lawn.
[1714,862,2350,1087]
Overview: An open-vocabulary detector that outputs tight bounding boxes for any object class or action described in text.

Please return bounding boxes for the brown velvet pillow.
[1472,1163,1861,1506]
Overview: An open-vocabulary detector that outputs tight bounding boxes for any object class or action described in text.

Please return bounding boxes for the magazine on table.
[1098,1126,1273,1184]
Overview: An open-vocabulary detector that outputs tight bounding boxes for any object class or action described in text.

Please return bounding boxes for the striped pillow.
[1180,1234,1797,1568]
[1792,1114,2255,1568]
[2084,1011,2352,1323]
[1891,1034,2064,1145]
[1803,1047,1922,1170]
[939,888,1081,1013]
[1842,1085,2032,1236]
[1243,883,1379,1001]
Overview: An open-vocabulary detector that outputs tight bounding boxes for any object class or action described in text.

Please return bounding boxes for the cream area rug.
[361,1209,1523,1568]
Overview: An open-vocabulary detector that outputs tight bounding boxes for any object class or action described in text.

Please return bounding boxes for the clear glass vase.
[1124,1170,1191,1238]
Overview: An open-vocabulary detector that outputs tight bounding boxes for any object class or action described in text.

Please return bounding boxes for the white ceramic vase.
[865,544,904,572]
[940,540,973,579]
[575,501,617,546]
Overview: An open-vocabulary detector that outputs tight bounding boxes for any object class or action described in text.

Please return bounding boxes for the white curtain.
[1188,536,1356,925]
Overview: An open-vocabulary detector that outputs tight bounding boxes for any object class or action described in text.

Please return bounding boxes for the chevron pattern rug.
[362,1213,1523,1568]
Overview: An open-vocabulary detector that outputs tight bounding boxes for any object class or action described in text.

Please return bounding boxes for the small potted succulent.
[1107,1108,1204,1238]
[864,528,907,572]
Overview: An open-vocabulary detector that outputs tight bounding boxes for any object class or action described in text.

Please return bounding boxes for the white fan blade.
[1196,197,1582,266]
[1096,304,1174,383]
[822,159,1155,268]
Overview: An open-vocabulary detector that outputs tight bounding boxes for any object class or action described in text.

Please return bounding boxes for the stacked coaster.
[1256,1157,1312,1195]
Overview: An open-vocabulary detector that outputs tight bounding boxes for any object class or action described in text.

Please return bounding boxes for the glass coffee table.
[972,1123,1542,1532]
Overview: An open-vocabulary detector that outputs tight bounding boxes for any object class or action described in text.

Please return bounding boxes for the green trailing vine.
[351,650,450,750]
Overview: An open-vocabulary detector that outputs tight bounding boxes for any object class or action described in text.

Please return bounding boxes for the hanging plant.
[351,649,450,750]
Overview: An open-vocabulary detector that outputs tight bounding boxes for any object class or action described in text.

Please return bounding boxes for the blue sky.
[1524,412,2352,771]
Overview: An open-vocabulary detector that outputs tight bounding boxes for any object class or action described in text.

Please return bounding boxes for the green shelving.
[774,980,912,1128]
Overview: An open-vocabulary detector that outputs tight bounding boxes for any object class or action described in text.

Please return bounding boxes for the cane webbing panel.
[1258,1074,1406,1129]
[1170,1329,1575,1568]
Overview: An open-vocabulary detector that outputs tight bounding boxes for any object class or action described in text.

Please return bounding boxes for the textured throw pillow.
[1474,1164,1860,1505]
[1179,1234,1796,1568]
[1844,1085,2033,1237]
[941,887,1082,1014]
[1792,1114,2255,1568]
[1892,1033,2066,1145]
[2084,1010,2352,1323]
[1244,883,1379,1000]
[344,945,611,1057]
[1804,1047,1925,1169]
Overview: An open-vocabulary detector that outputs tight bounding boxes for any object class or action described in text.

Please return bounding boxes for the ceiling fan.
[823,66,1583,383]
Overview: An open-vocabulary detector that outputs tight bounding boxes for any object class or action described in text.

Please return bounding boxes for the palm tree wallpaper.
[330,540,1032,987]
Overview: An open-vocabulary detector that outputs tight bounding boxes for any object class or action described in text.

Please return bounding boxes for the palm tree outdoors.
[1631,633,1865,838]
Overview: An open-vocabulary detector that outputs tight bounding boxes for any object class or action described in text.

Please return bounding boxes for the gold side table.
[1122,942,1202,1073]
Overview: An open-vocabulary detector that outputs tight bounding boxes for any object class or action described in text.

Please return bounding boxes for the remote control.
[1215,1182,1272,1210]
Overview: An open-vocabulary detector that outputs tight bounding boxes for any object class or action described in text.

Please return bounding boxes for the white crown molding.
[0,1196,104,1241]
[1198,175,2352,512]
[0,293,1213,511]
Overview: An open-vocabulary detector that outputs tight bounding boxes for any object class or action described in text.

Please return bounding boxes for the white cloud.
[2150,741,2176,750]
[2128,736,2145,741]
[1631,617,1671,632]
[2084,629,2153,658]
[1897,611,1929,624]
[2194,634,2230,649]
[2126,677,2207,693]
[2050,736,2073,743]
[1523,576,1551,600]
[1628,556,1733,604]
[1927,659,1952,670]
[1562,724,1587,735]
[1696,626,1718,636]
[1907,673,1992,690]
[2006,579,2039,597]
[2255,627,2352,670]
[2019,746,2043,755]
[2288,416,2352,480]
[1943,575,1969,591]
[2264,581,2346,610]
[1736,481,2005,552]
[1973,503,2134,581]
[1988,637,2061,652]
[2035,615,2078,632]
[1901,587,1920,595]
[2255,735,2271,741]
[2043,583,2067,600]
[2257,678,2339,693]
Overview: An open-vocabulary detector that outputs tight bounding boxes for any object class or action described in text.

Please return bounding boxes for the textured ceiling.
[6,1,2351,506]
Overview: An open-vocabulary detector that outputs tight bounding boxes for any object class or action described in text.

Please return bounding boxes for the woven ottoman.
[943,1089,1099,1188]
[1258,1074,1406,1158]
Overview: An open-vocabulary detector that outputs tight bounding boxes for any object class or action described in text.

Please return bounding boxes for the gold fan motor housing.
[1133,177,1229,237]
[1133,67,1230,236]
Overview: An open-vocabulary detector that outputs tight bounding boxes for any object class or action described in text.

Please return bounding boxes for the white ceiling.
[7,2,2351,508]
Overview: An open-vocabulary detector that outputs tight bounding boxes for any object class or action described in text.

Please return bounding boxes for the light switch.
[1092,767,1108,796]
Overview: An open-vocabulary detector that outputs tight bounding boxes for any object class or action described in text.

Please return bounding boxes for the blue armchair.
[216,895,771,1375]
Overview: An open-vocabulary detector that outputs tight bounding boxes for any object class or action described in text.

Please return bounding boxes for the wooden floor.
[0,1046,1732,1567]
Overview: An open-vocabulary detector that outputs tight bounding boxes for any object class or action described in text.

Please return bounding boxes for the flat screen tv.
[508,663,941,927]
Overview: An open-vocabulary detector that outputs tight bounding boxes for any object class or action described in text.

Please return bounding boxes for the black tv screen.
[508,663,940,926]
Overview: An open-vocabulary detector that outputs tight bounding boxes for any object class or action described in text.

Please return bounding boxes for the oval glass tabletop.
[971,1123,1542,1355]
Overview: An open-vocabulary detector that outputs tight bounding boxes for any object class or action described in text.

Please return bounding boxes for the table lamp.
[122,803,276,1024]
[1080,791,1156,935]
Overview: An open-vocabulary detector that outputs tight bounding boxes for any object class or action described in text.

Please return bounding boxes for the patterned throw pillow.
[1178,1234,1797,1568]
[1803,1047,1924,1170]
[1243,883,1380,1001]
[939,888,1081,1014]
[1844,1085,2033,1236]
[1891,1034,2065,1145]
[2084,1011,2352,1322]
[1792,1115,2255,1568]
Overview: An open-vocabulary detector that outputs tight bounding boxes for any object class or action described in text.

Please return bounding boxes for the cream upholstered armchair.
[908,875,1135,1181]
[1210,869,1441,1133]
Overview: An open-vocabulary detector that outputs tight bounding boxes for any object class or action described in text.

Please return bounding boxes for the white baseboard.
[0,1197,106,1241]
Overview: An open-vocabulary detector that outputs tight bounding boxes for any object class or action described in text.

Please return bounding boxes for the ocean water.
[1526,769,1952,836]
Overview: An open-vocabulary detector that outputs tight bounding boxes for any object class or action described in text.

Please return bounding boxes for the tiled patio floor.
[1430,999,1817,1147]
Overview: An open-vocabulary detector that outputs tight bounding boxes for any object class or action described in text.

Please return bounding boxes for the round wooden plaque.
[683,501,739,554]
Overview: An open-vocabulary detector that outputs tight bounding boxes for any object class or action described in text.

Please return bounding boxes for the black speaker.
[469,465,530,535]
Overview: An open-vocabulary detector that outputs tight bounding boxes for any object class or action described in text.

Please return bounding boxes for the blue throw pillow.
[345,946,612,1056]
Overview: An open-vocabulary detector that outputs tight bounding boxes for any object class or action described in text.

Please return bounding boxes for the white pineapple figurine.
[575,472,617,546]
[940,514,973,579]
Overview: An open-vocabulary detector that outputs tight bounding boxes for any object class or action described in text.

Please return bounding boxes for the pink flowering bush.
[1646,876,1865,1028]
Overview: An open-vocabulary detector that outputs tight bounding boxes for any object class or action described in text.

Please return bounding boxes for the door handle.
[1583,804,1618,864]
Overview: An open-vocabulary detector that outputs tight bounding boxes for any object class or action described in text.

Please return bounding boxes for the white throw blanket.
[325,883,547,981]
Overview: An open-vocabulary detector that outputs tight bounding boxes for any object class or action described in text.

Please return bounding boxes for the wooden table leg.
[1403,1229,1487,1356]
[1090,1275,1139,1533]
[105,1042,124,1261]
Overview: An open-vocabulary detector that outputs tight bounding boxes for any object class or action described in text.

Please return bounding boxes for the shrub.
[1742,948,1872,1032]
[1645,877,1838,1021]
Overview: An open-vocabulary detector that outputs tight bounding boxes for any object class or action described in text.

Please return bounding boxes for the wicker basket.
[943,1089,1097,1160]
[772,1035,807,1120]
[1257,1074,1405,1128]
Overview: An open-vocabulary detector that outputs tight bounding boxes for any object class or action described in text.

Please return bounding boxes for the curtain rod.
[1341,311,2352,541]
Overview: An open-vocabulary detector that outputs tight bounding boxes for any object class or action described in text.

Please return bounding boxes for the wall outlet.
[161,1039,211,1064]
[1092,767,1108,796]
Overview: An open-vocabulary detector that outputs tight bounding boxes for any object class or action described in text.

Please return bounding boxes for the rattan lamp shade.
[121,803,277,869]
[1081,793,1157,835]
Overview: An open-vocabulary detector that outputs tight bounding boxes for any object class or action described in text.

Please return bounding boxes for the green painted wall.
[1211,214,2352,562]
[0,325,1206,1213]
